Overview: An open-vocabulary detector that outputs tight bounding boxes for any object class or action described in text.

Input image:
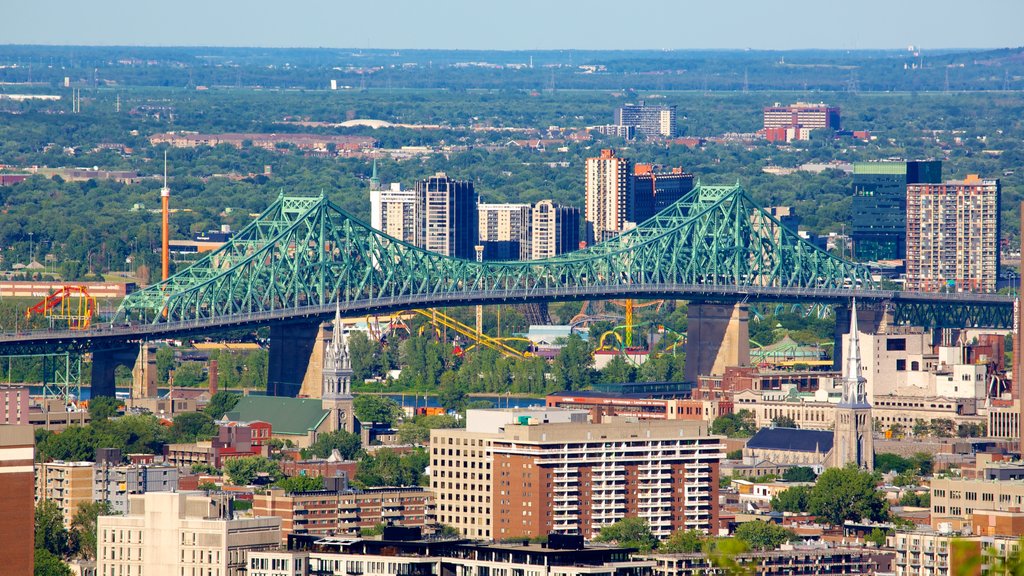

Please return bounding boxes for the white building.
[369,183,415,243]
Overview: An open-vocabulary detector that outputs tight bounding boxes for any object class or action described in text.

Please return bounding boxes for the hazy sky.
[5,0,1023,51]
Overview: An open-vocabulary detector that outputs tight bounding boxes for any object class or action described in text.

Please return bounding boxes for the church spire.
[844,299,865,405]
[369,157,380,191]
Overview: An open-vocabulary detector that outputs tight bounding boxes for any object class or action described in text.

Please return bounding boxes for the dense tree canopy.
[808,466,888,525]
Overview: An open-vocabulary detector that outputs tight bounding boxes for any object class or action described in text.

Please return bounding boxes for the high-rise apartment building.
[906,174,1001,292]
[614,101,676,138]
[369,183,416,244]
[763,102,841,142]
[97,492,280,576]
[0,386,30,424]
[585,149,632,245]
[36,460,95,526]
[530,200,580,260]
[478,203,531,261]
[631,164,694,224]
[850,160,942,261]
[0,425,35,575]
[415,172,478,259]
[430,409,723,541]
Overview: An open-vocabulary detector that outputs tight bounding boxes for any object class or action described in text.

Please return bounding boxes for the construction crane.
[25,285,97,330]
[411,309,532,360]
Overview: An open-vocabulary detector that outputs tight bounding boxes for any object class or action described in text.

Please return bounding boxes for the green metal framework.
[117,183,875,324]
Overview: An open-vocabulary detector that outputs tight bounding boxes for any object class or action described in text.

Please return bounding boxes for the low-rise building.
[648,546,890,576]
[93,461,180,515]
[97,491,280,576]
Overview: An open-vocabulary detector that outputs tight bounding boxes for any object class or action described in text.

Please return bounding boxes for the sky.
[5,0,1023,51]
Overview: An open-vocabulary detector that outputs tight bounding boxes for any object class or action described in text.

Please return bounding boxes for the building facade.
[369,183,416,243]
[97,492,281,576]
[850,160,942,261]
[0,385,30,424]
[763,102,841,134]
[0,425,35,575]
[93,462,180,515]
[905,174,1001,292]
[630,164,694,224]
[648,547,890,576]
[615,101,676,138]
[530,200,580,259]
[585,149,632,244]
[414,172,478,259]
[477,202,531,261]
[36,460,95,526]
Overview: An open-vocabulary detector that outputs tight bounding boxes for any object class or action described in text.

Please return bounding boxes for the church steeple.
[369,158,380,191]
[833,299,874,470]
[323,301,352,399]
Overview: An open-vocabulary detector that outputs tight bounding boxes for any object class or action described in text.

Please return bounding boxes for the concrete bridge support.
[267,320,321,397]
[90,346,142,398]
[684,303,750,382]
[131,342,159,399]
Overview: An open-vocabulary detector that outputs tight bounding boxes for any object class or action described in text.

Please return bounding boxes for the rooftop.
[747,427,834,454]
[226,395,329,436]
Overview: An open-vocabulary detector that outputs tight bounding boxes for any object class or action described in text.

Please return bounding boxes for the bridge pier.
[90,346,140,398]
[131,342,159,399]
[684,302,749,382]
[267,320,321,397]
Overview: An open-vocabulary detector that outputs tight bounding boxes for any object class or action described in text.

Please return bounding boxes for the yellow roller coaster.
[411,309,533,360]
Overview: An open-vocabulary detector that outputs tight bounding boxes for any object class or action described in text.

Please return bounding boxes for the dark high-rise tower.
[415,172,478,259]
[850,160,941,261]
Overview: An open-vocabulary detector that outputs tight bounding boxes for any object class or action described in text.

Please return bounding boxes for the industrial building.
[905,174,1001,292]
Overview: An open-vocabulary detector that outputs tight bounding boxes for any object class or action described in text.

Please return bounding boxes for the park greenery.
[34,499,113,575]
[769,466,889,525]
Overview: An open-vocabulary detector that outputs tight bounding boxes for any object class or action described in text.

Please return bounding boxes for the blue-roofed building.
[743,427,834,472]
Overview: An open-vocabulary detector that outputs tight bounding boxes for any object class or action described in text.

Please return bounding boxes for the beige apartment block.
[35,460,95,527]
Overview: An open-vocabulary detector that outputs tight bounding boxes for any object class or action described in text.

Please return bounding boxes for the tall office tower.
[530,200,580,260]
[762,102,841,142]
[478,202,531,261]
[415,172,478,259]
[370,182,416,244]
[0,425,34,575]
[631,164,695,224]
[614,100,676,138]
[97,492,280,576]
[585,149,632,245]
[851,160,942,261]
[906,174,1001,293]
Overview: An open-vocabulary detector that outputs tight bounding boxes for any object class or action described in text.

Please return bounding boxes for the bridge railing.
[0,283,1012,344]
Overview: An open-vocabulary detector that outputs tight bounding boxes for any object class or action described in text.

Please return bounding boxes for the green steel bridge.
[0,182,1012,365]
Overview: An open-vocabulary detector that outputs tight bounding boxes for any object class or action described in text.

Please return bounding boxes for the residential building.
[615,100,676,138]
[369,183,415,243]
[0,425,35,575]
[0,385,30,424]
[648,546,891,576]
[477,202,531,261]
[35,460,95,526]
[94,461,180,515]
[930,477,1024,530]
[270,531,654,576]
[97,491,280,576]
[889,528,1020,576]
[414,172,478,259]
[544,391,725,422]
[165,422,271,467]
[150,132,376,152]
[906,174,1001,292]
[248,550,308,576]
[590,124,636,140]
[630,164,694,224]
[850,160,942,261]
[431,408,722,541]
[530,200,580,259]
[832,301,874,470]
[763,102,841,142]
[253,485,433,543]
[585,149,632,244]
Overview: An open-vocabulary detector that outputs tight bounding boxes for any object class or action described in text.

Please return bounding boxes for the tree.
[204,391,241,419]
[155,346,175,385]
[353,395,402,426]
[734,521,796,551]
[660,529,706,553]
[70,501,113,560]
[899,492,931,507]
[274,475,325,493]
[865,527,890,547]
[304,430,362,460]
[35,500,70,557]
[34,548,72,576]
[711,410,757,438]
[355,447,428,487]
[223,456,282,486]
[171,361,205,387]
[909,452,934,476]
[551,334,595,391]
[771,415,797,428]
[437,379,469,413]
[912,419,930,437]
[874,453,913,474]
[808,466,888,525]
[593,517,657,552]
[88,396,121,421]
[782,467,817,482]
[169,411,218,443]
[771,485,811,513]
